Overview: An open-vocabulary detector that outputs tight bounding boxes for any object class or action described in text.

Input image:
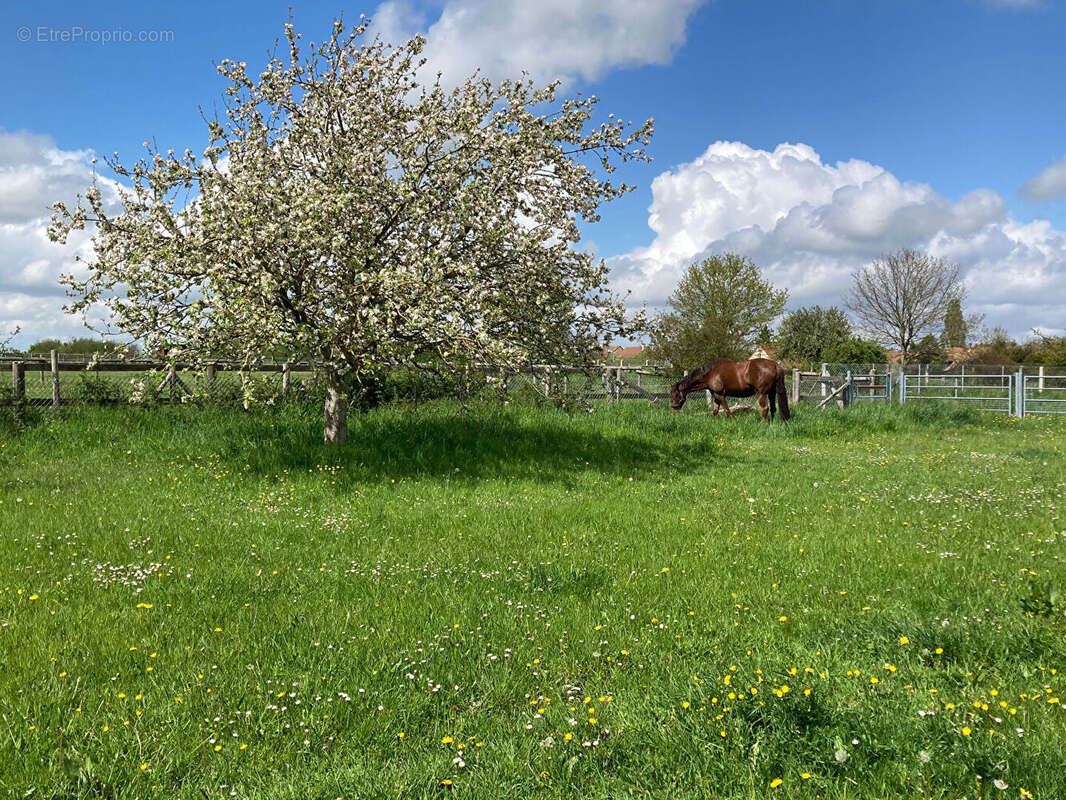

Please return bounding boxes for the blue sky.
[3,0,1065,346]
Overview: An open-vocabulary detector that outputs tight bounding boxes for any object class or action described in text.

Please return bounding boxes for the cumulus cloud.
[370,0,704,86]
[0,131,113,346]
[1020,156,1066,201]
[609,141,1066,339]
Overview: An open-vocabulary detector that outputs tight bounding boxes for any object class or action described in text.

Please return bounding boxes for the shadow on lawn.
[155,403,736,484]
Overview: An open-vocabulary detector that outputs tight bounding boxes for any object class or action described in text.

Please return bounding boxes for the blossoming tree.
[50,18,652,443]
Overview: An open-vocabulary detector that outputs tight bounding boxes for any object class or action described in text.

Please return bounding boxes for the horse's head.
[668,381,686,411]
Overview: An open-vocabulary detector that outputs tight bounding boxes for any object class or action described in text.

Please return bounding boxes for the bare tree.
[847,249,963,364]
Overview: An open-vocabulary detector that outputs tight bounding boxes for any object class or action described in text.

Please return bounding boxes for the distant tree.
[971,327,1026,365]
[1030,332,1066,366]
[827,337,887,364]
[650,253,787,374]
[775,306,851,366]
[911,334,945,364]
[847,249,964,364]
[941,298,967,348]
[27,337,139,356]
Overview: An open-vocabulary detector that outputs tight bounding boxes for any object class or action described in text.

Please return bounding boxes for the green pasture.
[1,400,1065,798]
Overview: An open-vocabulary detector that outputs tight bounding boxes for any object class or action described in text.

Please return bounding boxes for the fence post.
[1016,370,1024,418]
[792,369,800,404]
[705,389,713,408]
[282,362,291,396]
[899,371,906,405]
[167,365,177,403]
[205,363,217,398]
[50,349,60,410]
[12,359,25,401]
[845,371,853,406]
[820,363,828,398]
[1039,365,1045,393]
[614,367,622,401]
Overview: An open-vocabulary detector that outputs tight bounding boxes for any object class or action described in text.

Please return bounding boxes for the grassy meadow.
[1,399,1065,798]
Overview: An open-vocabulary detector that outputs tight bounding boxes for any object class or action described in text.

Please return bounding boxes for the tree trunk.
[323,374,349,445]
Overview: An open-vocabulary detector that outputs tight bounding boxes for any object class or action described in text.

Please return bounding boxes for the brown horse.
[669,358,790,422]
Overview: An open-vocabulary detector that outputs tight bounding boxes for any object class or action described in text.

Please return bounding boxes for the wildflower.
[801,772,811,780]
[441,736,453,744]
[770,778,783,788]
[682,701,690,709]
[962,726,972,736]
[397,732,405,739]
[899,636,910,644]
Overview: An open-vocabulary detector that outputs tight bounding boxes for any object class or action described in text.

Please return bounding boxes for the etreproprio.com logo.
[16,26,175,44]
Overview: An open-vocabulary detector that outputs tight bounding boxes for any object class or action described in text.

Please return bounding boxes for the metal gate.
[900,372,1014,414]
[1022,373,1066,415]
[849,369,892,401]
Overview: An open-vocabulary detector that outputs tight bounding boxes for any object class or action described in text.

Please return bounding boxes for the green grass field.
[2,400,1065,798]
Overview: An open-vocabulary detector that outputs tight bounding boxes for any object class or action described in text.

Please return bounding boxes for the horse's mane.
[679,358,732,388]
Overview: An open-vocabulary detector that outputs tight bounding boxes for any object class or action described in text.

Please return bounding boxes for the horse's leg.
[711,393,721,417]
[719,395,734,419]
[757,392,769,423]
[768,387,777,421]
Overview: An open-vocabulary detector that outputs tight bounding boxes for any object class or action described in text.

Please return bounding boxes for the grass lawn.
[1,400,1065,798]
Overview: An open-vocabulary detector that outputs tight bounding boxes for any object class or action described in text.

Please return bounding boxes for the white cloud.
[1021,156,1066,201]
[0,131,113,346]
[609,141,1066,340]
[370,0,704,86]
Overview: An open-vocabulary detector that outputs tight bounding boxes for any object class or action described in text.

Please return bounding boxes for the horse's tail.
[775,367,791,421]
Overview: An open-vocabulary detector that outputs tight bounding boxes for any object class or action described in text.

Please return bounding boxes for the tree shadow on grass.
[201,403,735,485]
